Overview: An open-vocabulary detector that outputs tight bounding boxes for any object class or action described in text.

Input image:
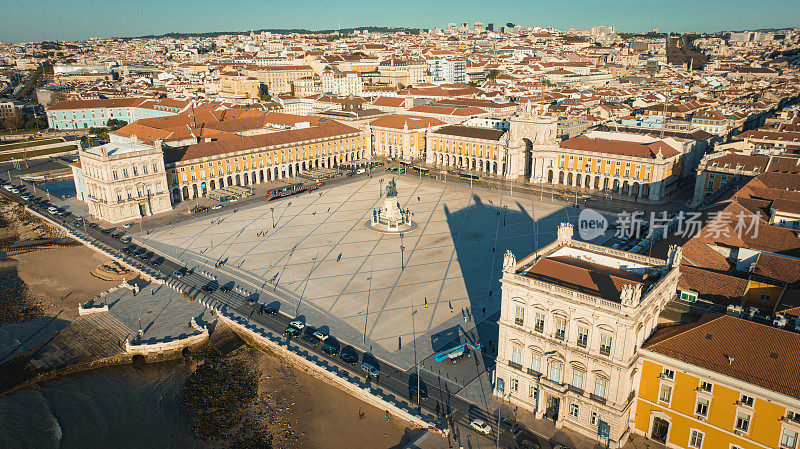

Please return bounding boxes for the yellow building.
[426,125,507,176]
[219,71,261,100]
[634,312,800,449]
[369,114,445,160]
[165,120,366,201]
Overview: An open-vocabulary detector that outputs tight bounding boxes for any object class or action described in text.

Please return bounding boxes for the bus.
[459,172,482,181]
[265,183,307,201]
[411,166,430,175]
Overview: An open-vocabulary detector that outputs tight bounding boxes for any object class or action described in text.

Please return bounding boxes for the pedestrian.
[337,253,342,262]
[482,306,485,315]
[417,196,420,201]
[327,207,330,212]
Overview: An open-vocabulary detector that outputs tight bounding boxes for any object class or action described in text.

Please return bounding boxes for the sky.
[1,0,799,43]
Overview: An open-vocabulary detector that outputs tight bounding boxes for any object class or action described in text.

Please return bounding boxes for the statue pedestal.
[366,196,417,233]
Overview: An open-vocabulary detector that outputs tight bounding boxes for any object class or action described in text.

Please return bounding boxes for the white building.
[495,224,681,448]
[321,71,364,96]
[76,139,171,223]
[426,58,467,84]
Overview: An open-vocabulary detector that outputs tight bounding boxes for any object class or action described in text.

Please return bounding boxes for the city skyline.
[1,0,799,43]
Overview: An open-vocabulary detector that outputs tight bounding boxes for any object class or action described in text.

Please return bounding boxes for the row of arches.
[173,150,366,202]
[430,152,502,176]
[547,169,653,199]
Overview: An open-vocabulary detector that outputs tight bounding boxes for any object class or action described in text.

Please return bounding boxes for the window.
[569,403,580,418]
[496,377,505,395]
[740,395,754,407]
[788,411,800,424]
[659,385,672,403]
[699,381,713,393]
[590,411,600,427]
[534,313,545,333]
[511,346,522,366]
[510,378,519,393]
[594,378,607,399]
[689,429,704,448]
[528,385,538,400]
[142,165,148,175]
[735,412,751,433]
[123,168,129,178]
[112,170,118,180]
[680,290,698,302]
[577,326,589,348]
[572,370,584,390]
[600,334,613,356]
[548,361,562,384]
[761,293,771,303]
[514,305,525,326]
[554,316,567,341]
[132,166,138,176]
[695,398,709,417]
[663,368,675,380]
[782,429,799,448]
[530,353,541,373]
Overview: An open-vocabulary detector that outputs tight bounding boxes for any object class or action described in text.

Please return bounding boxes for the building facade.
[634,311,800,449]
[495,224,681,448]
[46,98,179,130]
[369,114,444,160]
[426,125,507,175]
[77,139,171,223]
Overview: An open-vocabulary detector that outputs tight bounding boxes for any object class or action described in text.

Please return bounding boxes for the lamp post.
[364,267,372,345]
[400,233,405,270]
[379,178,384,198]
[411,298,420,408]
[271,207,275,228]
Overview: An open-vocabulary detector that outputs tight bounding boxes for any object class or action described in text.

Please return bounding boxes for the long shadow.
[415,193,570,400]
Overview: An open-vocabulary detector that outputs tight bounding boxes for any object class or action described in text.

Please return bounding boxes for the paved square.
[138,176,596,370]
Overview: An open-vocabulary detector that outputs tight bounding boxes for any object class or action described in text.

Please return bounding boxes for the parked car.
[301,326,321,345]
[470,418,491,435]
[120,236,132,243]
[360,361,380,379]
[312,328,328,341]
[339,346,359,365]
[408,376,428,401]
[289,319,305,330]
[320,337,340,356]
[47,206,58,215]
[172,269,185,278]
[211,204,222,210]
[122,223,132,229]
[220,284,232,292]
[519,439,541,449]
[201,284,215,294]
[284,325,301,338]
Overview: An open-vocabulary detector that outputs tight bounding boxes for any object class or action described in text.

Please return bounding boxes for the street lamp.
[271,207,275,228]
[364,267,372,345]
[411,298,420,408]
[400,233,405,270]
[379,178,384,198]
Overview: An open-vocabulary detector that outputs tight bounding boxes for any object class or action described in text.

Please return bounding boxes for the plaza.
[138,175,609,372]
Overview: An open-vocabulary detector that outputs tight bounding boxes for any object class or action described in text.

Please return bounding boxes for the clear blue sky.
[2,0,798,43]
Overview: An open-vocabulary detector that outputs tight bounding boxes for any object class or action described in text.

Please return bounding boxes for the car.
[87,222,98,228]
[551,445,571,449]
[356,168,366,174]
[263,305,279,315]
[120,236,132,243]
[100,227,112,234]
[284,325,301,338]
[289,319,305,330]
[139,252,152,260]
[2,185,12,191]
[320,337,340,356]
[149,257,164,266]
[201,284,215,294]
[122,223,132,229]
[47,206,58,215]
[301,327,321,345]
[408,377,428,401]
[211,204,222,210]
[360,361,380,379]
[20,194,30,201]
[312,328,328,341]
[74,216,83,222]
[122,245,137,254]
[339,346,359,365]
[518,440,541,449]
[500,417,519,433]
[470,418,491,435]
[220,284,232,292]
[9,188,18,194]
[172,269,185,278]
[110,231,124,239]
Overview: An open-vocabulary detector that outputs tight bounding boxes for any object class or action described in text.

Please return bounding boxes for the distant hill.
[125,26,422,40]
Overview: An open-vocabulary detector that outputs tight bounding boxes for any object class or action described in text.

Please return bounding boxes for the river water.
[0,362,206,449]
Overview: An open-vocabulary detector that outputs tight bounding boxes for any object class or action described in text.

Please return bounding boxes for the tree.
[3,115,23,133]
[487,69,501,82]
[259,85,271,101]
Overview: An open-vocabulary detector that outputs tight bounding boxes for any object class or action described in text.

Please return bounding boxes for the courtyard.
[137,174,611,372]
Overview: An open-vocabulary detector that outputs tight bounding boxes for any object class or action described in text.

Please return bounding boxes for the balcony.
[508,360,522,371]
[526,368,541,377]
[600,347,611,357]
[567,384,584,395]
[589,393,607,405]
[515,318,524,326]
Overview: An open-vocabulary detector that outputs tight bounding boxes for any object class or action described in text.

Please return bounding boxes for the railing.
[589,393,607,405]
[508,360,522,371]
[515,318,524,326]
[526,368,541,377]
